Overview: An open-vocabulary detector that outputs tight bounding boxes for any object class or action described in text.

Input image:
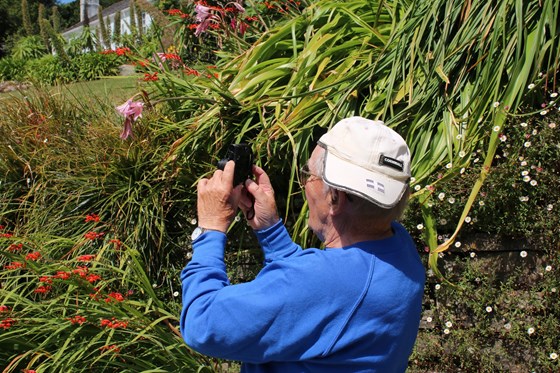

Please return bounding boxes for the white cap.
[318,116,411,208]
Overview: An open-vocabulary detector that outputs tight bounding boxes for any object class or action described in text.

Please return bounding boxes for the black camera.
[217,143,254,186]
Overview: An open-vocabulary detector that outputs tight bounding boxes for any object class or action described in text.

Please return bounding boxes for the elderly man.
[180,116,425,372]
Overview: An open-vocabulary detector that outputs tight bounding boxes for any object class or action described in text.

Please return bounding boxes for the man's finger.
[222,160,235,186]
[252,165,272,188]
[197,178,208,191]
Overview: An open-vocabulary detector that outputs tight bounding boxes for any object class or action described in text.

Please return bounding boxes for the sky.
[57,0,76,4]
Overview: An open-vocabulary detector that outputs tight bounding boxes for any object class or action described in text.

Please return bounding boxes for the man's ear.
[329,189,346,215]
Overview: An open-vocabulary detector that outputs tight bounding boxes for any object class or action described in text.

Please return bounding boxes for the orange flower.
[84,231,105,240]
[34,285,52,294]
[109,239,123,249]
[77,254,96,262]
[25,251,41,261]
[100,317,129,329]
[105,292,125,303]
[86,274,102,283]
[68,315,87,325]
[4,261,25,270]
[143,72,159,81]
[85,213,100,223]
[99,344,121,353]
[39,276,53,284]
[0,318,15,329]
[73,266,88,278]
[53,271,71,280]
[7,243,23,252]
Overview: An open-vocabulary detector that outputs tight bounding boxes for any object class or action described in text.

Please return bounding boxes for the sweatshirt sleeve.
[180,221,331,363]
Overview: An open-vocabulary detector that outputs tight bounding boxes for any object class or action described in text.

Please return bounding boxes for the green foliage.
[150,0,559,253]
[72,52,123,81]
[0,0,559,371]
[0,56,26,81]
[410,251,560,372]
[10,35,47,60]
[24,55,71,85]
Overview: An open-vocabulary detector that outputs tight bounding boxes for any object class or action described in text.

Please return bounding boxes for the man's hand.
[240,165,280,231]
[196,160,243,232]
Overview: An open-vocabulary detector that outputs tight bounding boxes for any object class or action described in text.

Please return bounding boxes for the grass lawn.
[0,75,142,105]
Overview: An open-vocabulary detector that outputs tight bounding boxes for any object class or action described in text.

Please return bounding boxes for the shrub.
[24,55,73,85]
[71,52,123,81]
[10,36,48,60]
[0,57,27,81]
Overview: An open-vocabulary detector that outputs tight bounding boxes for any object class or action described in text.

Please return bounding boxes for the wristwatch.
[191,227,208,241]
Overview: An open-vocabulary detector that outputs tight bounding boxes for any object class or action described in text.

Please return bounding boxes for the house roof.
[63,0,129,33]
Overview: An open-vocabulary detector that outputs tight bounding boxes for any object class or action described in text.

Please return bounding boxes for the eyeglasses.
[299,164,321,186]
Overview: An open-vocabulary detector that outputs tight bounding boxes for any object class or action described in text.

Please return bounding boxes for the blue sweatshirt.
[180,220,425,372]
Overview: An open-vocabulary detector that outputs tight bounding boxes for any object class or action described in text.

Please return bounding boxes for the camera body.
[217,143,254,186]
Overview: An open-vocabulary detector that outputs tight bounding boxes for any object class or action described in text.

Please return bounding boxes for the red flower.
[100,318,128,329]
[85,213,100,223]
[73,266,88,278]
[23,370,37,373]
[7,243,23,252]
[0,318,16,329]
[25,251,41,261]
[105,292,125,303]
[84,231,105,240]
[68,315,87,325]
[109,239,123,249]
[143,72,159,81]
[86,274,102,283]
[34,285,52,294]
[1,233,13,238]
[0,305,10,313]
[115,47,131,56]
[99,344,121,353]
[167,8,184,16]
[53,271,71,280]
[77,254,96,262]
[39,276,53,284]
[4,261,25,270]
[184,67,201,76]
[89,287,101,300]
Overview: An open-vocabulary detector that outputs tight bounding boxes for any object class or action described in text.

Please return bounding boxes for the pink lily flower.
[195,3,211,23]
[116,99,144,140]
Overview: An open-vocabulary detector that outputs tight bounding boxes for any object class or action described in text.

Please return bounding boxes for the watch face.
[191,227,203,241]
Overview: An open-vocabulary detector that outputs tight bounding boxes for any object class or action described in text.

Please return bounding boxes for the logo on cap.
[366,179,385,194]
[379,155,404,172]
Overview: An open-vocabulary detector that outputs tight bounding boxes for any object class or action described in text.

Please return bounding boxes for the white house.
[62,0,153,49]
